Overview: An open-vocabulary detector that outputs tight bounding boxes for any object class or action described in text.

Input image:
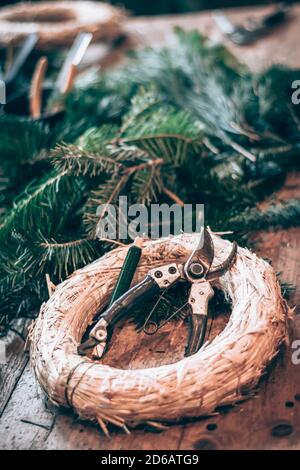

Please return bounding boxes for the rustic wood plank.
[0,320,30,417]
[43,413,184,451]
[0,363,55,450]
[126,5,300,70]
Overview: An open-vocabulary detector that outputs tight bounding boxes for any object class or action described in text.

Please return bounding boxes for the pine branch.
[119,86,161,135]
[118,107,203,164]
[23,235,103,279]
[76,125,118,151]
[131,164,164,205]
[227,199,300,232]
[83,158,165,236]
[0,170,84,238]
[119,133,201,165]
[85,29,299,166]
[0,115,51,163]
[52,143,125,176]
[83,173,130,237]
[107,142,150,164]
[0,274,43,334]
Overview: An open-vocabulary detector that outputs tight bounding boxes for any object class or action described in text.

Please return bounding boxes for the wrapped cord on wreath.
[30,233,290,432]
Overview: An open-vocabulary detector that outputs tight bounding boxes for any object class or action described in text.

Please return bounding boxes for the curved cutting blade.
[206,241,237,281]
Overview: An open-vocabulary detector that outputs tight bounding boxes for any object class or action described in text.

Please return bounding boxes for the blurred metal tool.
[29,32,93,120]
[55,32,93,94]
[4,33,38,86]
[2,32,92,121]
[213,3,291,45]
[1,33,38,109]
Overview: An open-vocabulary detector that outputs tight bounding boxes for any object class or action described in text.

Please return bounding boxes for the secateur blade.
[184,227,214,281]
[206,241,238,281]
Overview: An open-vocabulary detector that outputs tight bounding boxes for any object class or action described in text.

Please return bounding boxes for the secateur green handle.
[102,274,161,326]
[108,242,142,307]
[78,263,182,356]
[77,274,159,356]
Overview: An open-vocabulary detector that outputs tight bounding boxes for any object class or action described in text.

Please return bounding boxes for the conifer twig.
[162,187,184,207]
[124,158,164,174]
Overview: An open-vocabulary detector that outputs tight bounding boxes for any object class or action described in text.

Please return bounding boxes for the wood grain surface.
[0,5,299,450]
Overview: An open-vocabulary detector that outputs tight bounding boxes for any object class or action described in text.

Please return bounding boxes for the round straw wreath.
[0,2,125,48]
[30,233,289,431]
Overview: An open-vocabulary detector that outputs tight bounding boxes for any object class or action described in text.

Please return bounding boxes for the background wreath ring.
[0,1,125,49]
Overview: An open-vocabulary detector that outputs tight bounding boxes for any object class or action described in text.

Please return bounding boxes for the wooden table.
[0,5,300,450]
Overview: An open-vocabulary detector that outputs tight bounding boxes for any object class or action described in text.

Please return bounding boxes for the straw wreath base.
[0,2,125,48]
[30,233,289,432]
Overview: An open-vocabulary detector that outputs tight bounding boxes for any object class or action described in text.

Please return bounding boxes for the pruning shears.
[78,229,237,358]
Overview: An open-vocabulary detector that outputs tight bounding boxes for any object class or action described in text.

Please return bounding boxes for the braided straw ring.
[30,233,289,431]
[0,2,125,49]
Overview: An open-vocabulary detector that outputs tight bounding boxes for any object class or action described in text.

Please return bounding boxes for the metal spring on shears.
[141,285,189,335]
